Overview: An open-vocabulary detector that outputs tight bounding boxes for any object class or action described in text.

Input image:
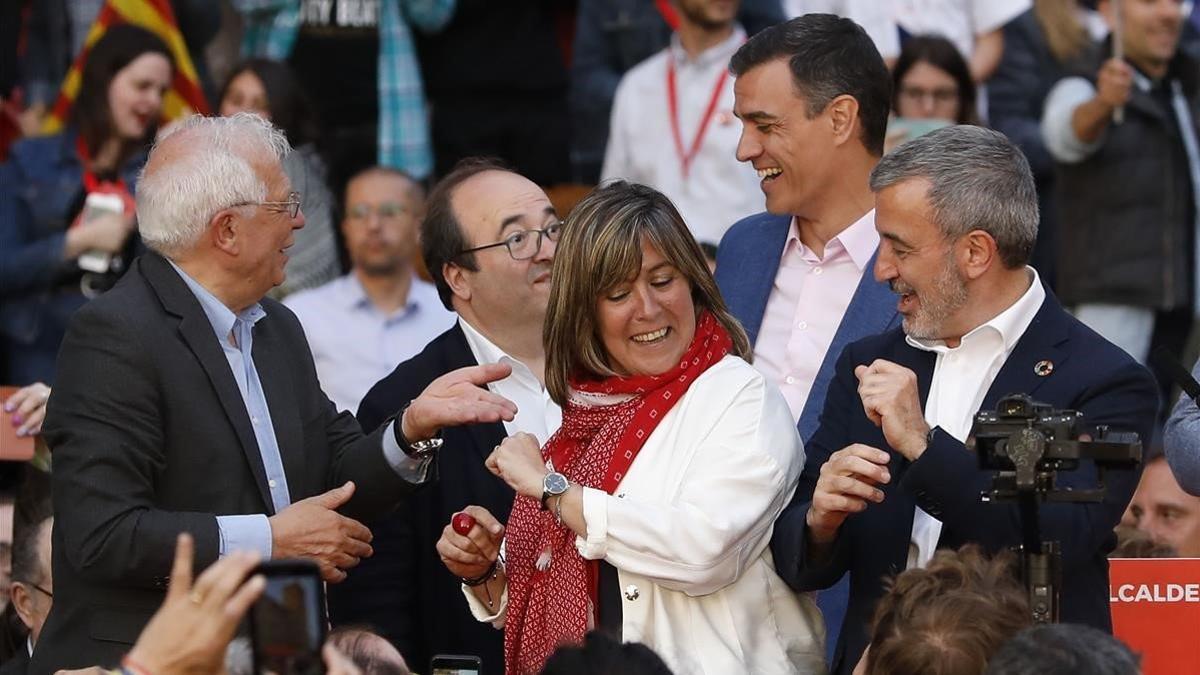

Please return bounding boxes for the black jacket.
[32,252,418,672]
[770,291,1159,674]
[1054,46,1200,309]
[329,324,513,675]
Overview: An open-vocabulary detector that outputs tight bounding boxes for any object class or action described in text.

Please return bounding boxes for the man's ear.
[827,94,862,148]
[959,229,1000,280]
[211,210,240,256]
[443,261,472,303]
[10,582,36,631]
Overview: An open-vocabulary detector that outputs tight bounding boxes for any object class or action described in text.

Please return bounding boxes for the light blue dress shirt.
[169,263,431,560]
[284,273,455,415]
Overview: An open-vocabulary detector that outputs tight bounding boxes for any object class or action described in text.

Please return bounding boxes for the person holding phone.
[0,25,173,386]
[437,182,825,675]
[884,35,977,153]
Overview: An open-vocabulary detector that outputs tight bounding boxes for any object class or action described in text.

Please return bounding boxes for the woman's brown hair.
[543,181,751,405]
[1034,0,1090,65]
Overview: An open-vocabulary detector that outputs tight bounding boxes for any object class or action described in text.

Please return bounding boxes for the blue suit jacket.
[715,211,898,662]
[770,291,1159,674]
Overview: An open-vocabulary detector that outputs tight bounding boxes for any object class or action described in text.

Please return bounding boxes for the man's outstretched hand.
[401,362,518,442]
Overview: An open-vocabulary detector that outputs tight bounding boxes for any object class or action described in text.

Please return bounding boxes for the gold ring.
[189,590,204,605]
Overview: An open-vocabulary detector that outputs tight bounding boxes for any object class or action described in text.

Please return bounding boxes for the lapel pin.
[1034,360,1054,377]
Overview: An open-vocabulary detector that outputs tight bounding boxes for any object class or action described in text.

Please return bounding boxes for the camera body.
[968,394,1141,502]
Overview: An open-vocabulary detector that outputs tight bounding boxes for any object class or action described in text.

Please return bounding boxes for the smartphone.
[430,654,483,675]
[77,192,125,273]
[248,559,327,675]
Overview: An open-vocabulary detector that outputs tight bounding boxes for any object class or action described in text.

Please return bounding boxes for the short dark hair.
[984,624,1141,675]
[421,157,516,310]
[892,35,977,125]
[541,632,674,675]
[865,545,1031,675]
[12,466,53,586]
[219,58,320,147]
[72,24,175,155]
[729,13,892,156]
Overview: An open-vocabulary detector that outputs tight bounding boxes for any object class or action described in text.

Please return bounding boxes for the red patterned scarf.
[502,311,732,674]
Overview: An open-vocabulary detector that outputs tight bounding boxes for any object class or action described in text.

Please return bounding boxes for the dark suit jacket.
[0,646,29,675]
[769,291,1160,674]
[715,210,899,660]
[328,324,512,675]
[32,252,418,673]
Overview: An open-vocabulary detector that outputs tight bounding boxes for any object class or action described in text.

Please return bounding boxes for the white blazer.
[467,356,826,674]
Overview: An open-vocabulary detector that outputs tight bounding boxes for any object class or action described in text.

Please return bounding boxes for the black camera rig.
[966,394,1141,623]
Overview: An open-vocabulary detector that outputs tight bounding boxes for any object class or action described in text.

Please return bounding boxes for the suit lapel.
[141,253,274,511]
[253,312,307,507]
[727,214,790,347]
[981,294,1071,410]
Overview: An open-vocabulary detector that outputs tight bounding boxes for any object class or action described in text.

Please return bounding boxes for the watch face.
[545,472,569,494]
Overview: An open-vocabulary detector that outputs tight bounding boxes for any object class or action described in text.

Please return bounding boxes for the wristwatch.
[540,471,569,510]
[393,401,444,459]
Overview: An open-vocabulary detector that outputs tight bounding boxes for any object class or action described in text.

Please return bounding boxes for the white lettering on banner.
[1109,584,1200,603]
[300,0,334,25]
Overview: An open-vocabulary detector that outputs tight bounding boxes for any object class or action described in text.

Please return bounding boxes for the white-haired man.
[32,114,515,671]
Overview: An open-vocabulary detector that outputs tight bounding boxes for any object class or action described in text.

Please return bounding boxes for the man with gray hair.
[769,125,1158,674]
[32,114,517,670]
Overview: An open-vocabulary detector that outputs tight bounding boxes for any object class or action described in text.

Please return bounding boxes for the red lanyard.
[76,135,128,195]
[654,0,680,30]
[666,51,730,180]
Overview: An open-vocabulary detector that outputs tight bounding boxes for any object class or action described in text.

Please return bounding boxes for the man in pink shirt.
[713,14,899,662]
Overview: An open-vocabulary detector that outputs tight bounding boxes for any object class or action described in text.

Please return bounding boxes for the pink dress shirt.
[752,210,880,421]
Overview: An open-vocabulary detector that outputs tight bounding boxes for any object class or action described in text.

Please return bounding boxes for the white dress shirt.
[464,356,825,674]
[601,27,762,246]
[904,268,1045,569]
[459,318,561,445]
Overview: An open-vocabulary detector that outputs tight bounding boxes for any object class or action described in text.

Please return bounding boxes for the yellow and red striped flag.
[41,0,209,135]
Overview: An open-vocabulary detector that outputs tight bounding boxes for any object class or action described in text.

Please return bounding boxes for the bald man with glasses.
[329,158,564,674]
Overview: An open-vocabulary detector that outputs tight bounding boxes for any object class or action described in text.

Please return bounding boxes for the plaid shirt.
[234,0,454,179]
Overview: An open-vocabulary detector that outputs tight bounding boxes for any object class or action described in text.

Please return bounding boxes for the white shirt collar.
[457,317,543,387]
[906,267,1046,355]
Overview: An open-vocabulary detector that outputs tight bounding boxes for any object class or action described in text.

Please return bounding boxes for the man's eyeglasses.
[28,582,52,598]
[236,191,302,219]
[457,222,562,261]
[346,202,412,223]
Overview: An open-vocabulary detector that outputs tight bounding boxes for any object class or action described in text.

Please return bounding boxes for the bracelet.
[463,557,504,609]
[554,492,564,525]
[462,559,498,587]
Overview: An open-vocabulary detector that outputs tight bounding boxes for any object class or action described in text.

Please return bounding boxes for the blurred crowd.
[3,1,1200,674]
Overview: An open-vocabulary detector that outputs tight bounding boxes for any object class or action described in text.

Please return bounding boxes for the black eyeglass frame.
[454,222,563,262]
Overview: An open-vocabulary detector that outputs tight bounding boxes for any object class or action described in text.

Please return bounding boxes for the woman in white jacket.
[436,181,825,675]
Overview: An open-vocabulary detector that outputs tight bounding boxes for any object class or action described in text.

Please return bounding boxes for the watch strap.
[393,401,444,459]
